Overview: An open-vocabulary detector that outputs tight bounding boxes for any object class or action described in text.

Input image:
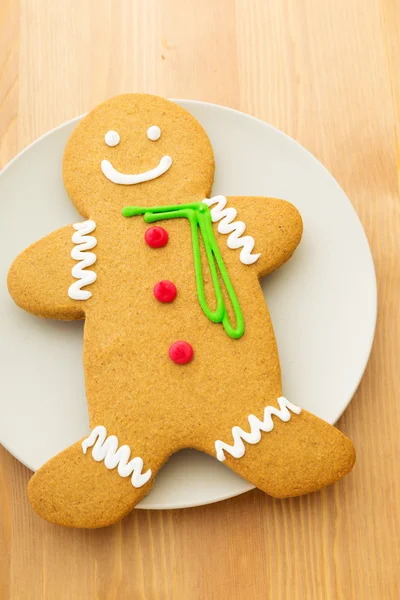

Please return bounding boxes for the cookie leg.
[28,429,160,528]
[209,403,355,498]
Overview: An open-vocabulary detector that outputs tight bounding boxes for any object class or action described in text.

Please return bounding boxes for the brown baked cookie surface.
[7,94,355,528]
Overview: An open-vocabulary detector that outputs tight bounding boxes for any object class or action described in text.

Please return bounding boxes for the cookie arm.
[211,196,303,279]
[7,225,90,320]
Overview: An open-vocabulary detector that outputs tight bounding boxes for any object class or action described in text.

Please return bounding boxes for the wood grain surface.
[1,0,399,598]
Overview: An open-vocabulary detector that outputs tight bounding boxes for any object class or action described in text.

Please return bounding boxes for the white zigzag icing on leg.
[215,397,302,461]
[82,425,152,488]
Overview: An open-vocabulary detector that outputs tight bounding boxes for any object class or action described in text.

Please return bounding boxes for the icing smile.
[101,155,172,185]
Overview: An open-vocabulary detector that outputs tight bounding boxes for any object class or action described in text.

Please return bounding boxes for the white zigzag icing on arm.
[82,425,152,488]
[202,196,261,265]
[68,220,97,300]
[215,397,301,461]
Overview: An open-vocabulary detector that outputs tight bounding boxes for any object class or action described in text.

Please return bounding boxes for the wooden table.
[1,1,399,598]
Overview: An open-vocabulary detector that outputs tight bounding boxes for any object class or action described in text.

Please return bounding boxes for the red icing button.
[169,341,194,365]
[145,226,169,248]
[154,280,177,303]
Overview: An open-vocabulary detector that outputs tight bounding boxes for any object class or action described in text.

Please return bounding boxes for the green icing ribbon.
[122,202,244,339]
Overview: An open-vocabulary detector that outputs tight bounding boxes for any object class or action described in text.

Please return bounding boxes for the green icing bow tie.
[122,202,244,339]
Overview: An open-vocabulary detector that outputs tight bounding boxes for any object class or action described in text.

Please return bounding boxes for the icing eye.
[105,130,120,147]
[147,125,161,141]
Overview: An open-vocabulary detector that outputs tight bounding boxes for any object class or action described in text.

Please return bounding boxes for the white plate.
[0,100,376,510]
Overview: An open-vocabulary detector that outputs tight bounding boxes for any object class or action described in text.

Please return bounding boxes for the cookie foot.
[28,437,155,528]
[212,408,355,498]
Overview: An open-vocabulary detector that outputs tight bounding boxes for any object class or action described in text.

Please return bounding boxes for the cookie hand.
[7,224,91,320]
[208,196,303,279]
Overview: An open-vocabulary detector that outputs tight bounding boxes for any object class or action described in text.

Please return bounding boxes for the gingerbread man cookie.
[7,94,355,528]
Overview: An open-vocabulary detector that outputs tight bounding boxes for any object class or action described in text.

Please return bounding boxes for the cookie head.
[63,94,215,216]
